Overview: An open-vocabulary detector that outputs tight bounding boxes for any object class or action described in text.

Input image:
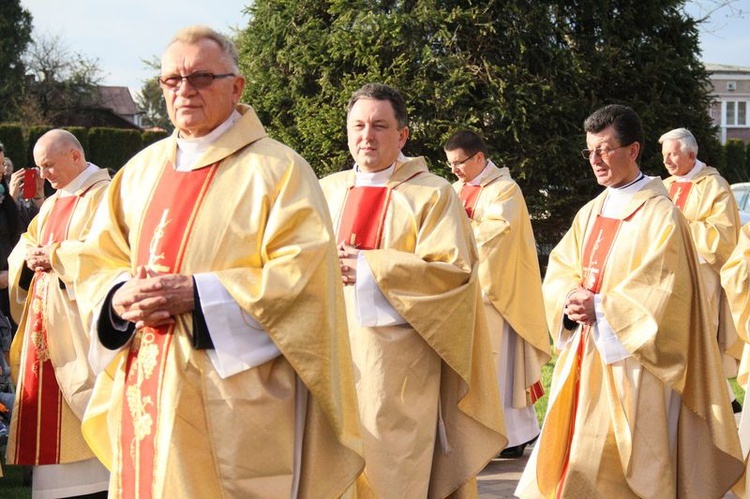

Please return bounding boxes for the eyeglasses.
[158,72,235,90]
[447,150,479,169]
[581,143,631,160]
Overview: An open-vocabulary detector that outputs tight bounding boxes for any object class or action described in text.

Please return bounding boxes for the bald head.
[33,129,88,190]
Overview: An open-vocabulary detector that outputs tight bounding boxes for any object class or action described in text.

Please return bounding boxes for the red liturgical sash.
[459,184,482,219]
[536,214,622,497]
[119,163,218,498]
[337,186,390,250]
[668,181,693,211]
[15,196,79,465]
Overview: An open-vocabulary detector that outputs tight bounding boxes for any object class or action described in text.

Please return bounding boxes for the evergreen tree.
[238,0,719,242]
[0,1,33,122]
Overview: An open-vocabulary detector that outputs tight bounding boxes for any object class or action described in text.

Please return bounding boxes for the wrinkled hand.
[564,286,596,326]
[112,267,194,329]
[25,245,52,272]
[338,243,360,285]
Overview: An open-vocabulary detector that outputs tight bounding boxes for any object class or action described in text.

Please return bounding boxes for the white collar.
[352,152,406,187]
[674,159,705,181]
[174,110,242,171]
[59,163,100,198]
[467,160,494,186]
[601,173,650,217]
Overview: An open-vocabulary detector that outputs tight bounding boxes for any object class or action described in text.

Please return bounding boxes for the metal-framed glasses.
[581,143,631,160]
[447,150,480,169]
[158,72,235,90]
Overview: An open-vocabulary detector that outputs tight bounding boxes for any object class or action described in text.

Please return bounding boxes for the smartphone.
[23,168,37,199]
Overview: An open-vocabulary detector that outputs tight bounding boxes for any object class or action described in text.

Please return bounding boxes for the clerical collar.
[59,163,100,198]
[467,160,493,186]
[675,159,705,181]
[353,152,407,187]
[175,110,242,171]
[612,172,645,191]
[602,172,650,217]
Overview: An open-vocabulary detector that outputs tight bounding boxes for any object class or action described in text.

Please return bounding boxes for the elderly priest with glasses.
[56,25,363,498]
[517,104,743,498]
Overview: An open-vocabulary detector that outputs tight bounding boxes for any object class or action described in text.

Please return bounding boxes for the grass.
[0,446,31,498]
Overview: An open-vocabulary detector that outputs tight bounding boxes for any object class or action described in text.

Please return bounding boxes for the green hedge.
[142,129,170,148]
[0,124,26,170]
[724,139,748,183]
[87,128,143,172]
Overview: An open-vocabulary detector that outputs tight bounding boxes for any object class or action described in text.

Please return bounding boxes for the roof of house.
[705,63,750,74]
[97,86,142,116]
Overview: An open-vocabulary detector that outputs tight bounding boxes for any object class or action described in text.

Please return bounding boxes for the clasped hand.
[338,243,359,285]
[564,286,596,326]
[25,245,52,273]
[112,266,194,329]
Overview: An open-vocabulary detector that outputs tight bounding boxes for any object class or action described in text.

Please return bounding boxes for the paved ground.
[477,445,531,498]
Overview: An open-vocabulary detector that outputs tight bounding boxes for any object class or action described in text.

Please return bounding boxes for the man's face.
[445,148,485,182]
[585,125,640,188]
[160,39,245,139]
[347,97,408,173]
[661,139,695,176]
[34,143,79,190]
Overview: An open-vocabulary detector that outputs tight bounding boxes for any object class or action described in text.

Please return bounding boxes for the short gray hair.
[658,128,698,155]
[166,25,239,73]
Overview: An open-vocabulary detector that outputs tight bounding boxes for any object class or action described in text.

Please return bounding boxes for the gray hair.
[658,128,698,155]
[166,25,239,73]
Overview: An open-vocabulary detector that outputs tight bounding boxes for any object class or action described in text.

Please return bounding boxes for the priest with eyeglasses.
[517,104,743,498]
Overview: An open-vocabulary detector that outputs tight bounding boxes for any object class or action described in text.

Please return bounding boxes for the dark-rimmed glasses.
[158,72,235,90]
[581,143,631,160]
[447,150,480,169]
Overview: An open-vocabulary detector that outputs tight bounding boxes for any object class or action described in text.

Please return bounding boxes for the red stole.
[337,187,390,249]
[119,162,218,498]
[536,214,622,498]
[668,181,693,211]
[459,184,482,219]
[14,195,79,465]
[555,214,621,497]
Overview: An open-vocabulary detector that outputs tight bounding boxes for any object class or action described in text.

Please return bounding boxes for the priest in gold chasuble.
[445,130,551,459]
[7,129,110,497]
[56,26,363,498]
[321,83,506,499]
[660,128,742,404]
[721,222,750,497]
[517,105,743,498]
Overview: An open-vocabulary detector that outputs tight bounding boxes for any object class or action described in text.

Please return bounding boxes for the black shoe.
[732,399,743,414]
[499,443,526,458]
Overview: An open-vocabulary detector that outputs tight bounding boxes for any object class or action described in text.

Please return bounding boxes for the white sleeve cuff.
[593,294,631,364]
[194,273,281,379]
[354,252,407,327]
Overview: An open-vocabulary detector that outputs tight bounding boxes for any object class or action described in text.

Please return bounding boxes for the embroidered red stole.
[553,214,621,498]
[119,163,218,498]
[668,181,693,211]
[14,196,79,465]
[337,187,390,249]
[458,184,482,219]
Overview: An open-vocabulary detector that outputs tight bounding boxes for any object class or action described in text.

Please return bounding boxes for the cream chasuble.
[517,178,743,499]
[321,157,506,499]
[664,165,742,375]
[6,167,110,490]
[58,105,363,498]
[721,221,750,497]
[454,162,551,447]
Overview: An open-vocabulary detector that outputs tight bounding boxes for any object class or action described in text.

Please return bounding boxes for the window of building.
[726,101,749,126]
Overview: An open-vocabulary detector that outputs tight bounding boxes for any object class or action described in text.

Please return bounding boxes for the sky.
[18,0,750,100]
